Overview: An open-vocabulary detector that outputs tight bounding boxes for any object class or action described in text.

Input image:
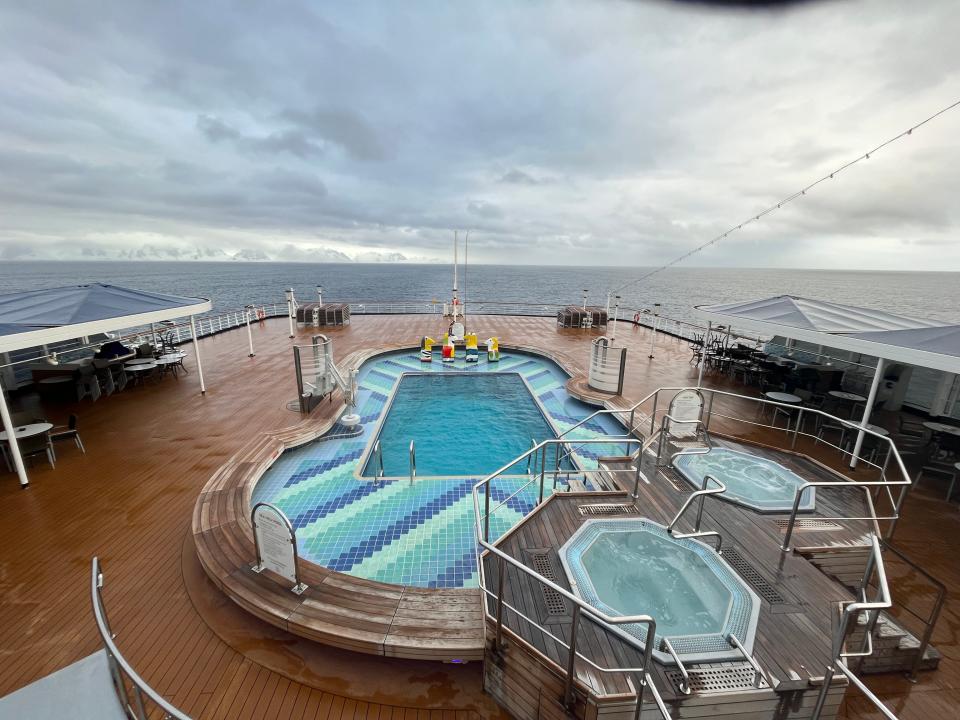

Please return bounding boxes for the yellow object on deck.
[486,337,500,362]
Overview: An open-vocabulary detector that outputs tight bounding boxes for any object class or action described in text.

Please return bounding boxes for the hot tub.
[559,519,760,664]
[674,447,815,513]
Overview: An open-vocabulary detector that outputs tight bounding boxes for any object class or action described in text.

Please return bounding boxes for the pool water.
[252,350,629,588]
[362,373,558,477]
[561,519,760,663]
[674,447,814,513]
[581,531,732,636]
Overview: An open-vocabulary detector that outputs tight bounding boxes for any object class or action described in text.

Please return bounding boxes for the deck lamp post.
[189,315,207,394]
[244,306,255,357]
[697,321,712,388]
[582,289,588,310]
[286,288,296,338]
[316,285,323,304]
[648,303,661,359]
[610,295,621,341]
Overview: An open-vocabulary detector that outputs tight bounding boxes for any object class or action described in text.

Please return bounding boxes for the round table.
[828,390,867,403]
[859,423,889,437]
[764,391,802,404]
[0,422,53,442]
[923,421,960,437]
[125,358,157,366]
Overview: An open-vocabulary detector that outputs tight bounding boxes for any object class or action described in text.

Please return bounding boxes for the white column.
[648,303,661,359]
[244,307,255,357]
[697,321,712,388]
[316,285,323,304]
[609,295,621,341]
[850,358,885,469]
[582,289,588,310]
[286,288,296,338]
[190,315,207,394]
[0,379,29,487]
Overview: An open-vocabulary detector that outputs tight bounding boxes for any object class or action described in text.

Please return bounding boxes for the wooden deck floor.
[0,314,958,719]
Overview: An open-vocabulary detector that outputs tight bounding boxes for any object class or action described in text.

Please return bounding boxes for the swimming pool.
[361,373,559,477]
[560,519,760,663]
[674,447,814,513]
[251,349,629,588]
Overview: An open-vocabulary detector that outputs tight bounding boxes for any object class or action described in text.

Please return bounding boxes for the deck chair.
[50,415,85,454]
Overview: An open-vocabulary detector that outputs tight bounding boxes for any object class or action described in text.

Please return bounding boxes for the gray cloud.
[0,1,957,269]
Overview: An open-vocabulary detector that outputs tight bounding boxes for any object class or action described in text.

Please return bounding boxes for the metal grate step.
[774,518,843,532]
[722,548,786,604]
[530,553,568,616]
[578,503,635,516]
[666,662,769,694]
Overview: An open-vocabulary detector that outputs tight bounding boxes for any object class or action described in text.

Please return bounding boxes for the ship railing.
[91,557,192,720]
[473,438,670,719]
[811,534,899,720]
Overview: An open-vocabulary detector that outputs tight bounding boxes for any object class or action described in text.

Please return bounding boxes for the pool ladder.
[372,440,385,485]
[666,473,726,552]
[409,440,416,484]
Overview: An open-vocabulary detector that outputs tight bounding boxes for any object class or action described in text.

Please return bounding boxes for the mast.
[463,231,469,329]
[452,231,459,323]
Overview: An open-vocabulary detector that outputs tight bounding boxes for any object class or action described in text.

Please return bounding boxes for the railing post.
[538,445,546,504]
[409,440,416,484]
[563,604,581,708]
[495,554,506,649]
[484,480,491,542]
[650,393,658,435]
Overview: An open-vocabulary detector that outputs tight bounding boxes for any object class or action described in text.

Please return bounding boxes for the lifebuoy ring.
[633,313,641,323]
[256,308,266,321]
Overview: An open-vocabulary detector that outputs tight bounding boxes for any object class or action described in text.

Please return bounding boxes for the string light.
[611,98,960,296]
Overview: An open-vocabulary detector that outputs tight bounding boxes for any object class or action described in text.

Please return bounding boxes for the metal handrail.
[659,638,690,694]
[876,541,948,681]
[473,438,669,719]
[727,633,767,688]
[91,558,191,720]
[666,474,726,552]
[373,440,384,479]
[811,535,895,719]
[409,440,416,484]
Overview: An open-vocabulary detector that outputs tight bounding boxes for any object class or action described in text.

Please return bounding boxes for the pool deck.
[1,313,958,719]
[481,437,873,710]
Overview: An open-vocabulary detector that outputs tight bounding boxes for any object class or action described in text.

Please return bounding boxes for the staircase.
[846,608,942,675]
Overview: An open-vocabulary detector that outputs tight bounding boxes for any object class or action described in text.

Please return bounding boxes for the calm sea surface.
[0,262,957,327]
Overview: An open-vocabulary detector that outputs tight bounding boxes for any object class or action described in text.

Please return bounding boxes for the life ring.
[633,313,641,323]
[256,308,266,321]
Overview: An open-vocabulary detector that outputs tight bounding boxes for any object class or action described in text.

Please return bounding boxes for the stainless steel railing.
[666,473,726,552]
[409,440,416,484]
[91,557,191,720]
[472,438,670,719]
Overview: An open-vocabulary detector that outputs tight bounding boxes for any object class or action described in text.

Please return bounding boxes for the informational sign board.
[251,503,307,595]
[669,389,704,438]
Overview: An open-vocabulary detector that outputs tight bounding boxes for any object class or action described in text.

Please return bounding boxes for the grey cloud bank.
[0,1,957,269]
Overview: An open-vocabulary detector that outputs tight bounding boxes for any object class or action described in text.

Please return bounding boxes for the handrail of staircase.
[91,557,191,720]
[666,474,726,552]
[659,638,691,694]
[726,633,767,689]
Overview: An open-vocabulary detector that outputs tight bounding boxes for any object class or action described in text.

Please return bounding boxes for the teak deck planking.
[0,313,957,719]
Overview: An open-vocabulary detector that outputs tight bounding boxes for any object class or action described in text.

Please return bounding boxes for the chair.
[18,431,56,469]
[915,461,959,501]
[76,365,101,402]
[136,343,155,359]
[50,415,85,454]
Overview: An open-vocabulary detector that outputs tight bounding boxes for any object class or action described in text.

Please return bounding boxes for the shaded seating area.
[556,305,607,329]
[0,283,211,487]
[295,302,350,327]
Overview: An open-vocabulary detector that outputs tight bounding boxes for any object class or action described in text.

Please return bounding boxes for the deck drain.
[774,518,843,532]
[531,553,567,616]
[666,663,769,694]
[578,503,634,516]
[722,549,786,604]
[659,470,690,493]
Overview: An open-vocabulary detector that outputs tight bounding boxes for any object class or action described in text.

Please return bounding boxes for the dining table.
[0,423,54,471]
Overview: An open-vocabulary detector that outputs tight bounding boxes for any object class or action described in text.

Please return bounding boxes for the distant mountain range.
[4,244,426,263]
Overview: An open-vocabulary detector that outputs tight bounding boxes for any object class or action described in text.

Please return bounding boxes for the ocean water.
[0,261,957,328]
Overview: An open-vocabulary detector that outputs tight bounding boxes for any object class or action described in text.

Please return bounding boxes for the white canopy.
[696,295,960,374]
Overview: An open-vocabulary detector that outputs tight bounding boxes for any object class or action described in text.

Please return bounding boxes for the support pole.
[244,306,255,357]
[582,289,588,310]
[610,295,621,341]
[648,303,661,359]
[0,378,29,487]
[697,321,711,388]
[850,358,885,469]
[286,288,296,338]
[190,316,207,394]
[316,285,323,304]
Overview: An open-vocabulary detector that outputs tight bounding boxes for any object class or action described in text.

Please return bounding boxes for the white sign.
[669,389,704,438]
[251,503,307,594]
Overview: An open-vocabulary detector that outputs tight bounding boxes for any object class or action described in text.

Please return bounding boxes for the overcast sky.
[0,0,957,267]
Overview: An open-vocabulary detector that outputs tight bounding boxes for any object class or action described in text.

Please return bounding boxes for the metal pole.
[850,358,885,469]
[244,307,255,357]
[286,288,296,338]
[582,289,588,310]
[563,605,581,708]
[697,321,711,388]
[0,377,29,487]
[648,303,660,358]
[189,315,206,394]
[495,555,506,648]
[610,295,621,341]
[316,285,322,303]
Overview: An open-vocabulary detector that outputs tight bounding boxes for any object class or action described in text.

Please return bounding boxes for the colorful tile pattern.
[252,349,628,588]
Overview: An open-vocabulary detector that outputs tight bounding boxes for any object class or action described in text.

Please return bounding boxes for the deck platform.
[0,313,957,719]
